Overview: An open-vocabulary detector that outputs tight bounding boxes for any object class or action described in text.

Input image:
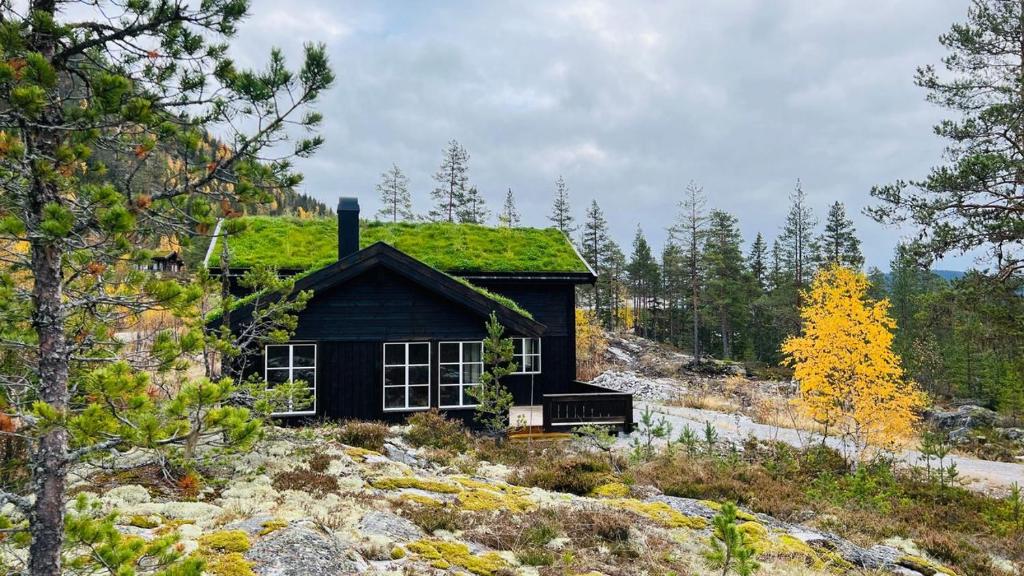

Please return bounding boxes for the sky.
[228,0,971,271]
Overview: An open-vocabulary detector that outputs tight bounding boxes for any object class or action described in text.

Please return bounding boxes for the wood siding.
[242,268,581,424]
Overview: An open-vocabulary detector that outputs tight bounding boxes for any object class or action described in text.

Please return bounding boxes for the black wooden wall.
[242,266,581,423]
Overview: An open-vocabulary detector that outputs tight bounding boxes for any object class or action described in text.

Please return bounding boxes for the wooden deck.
[508,381,633,433]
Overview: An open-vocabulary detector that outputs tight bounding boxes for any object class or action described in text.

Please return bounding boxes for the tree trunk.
[27,200,69,576]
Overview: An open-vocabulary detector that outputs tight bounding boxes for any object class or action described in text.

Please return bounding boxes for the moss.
[370,476,462,494]
[126,514,160,529]
[457,488,534,513]
[391,545,406,559]
[608,499,708,530]
[345,446,380,461]
[207,216,589,273]
[736,521,770,552]
[258,519,288,536]
[700,500,757,521]
[203,552,256,576]
[899,554,958,576]
[589,482,631,498]
[407,539,507,576]
[198,530,251,553]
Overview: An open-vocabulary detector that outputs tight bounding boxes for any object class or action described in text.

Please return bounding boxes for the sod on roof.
[206,216,590,273]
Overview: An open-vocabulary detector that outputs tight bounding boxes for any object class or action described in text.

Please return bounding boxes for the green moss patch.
[407,539,507,575]
[207,216,589,273]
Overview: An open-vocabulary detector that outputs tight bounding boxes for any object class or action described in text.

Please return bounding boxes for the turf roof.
[206,216,591,274]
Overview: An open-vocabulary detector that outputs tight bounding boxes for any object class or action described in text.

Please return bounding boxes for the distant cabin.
[208,198,632,432]
[139,251,185,275]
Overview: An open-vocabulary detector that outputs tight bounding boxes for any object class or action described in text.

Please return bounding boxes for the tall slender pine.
[375,163,413,222]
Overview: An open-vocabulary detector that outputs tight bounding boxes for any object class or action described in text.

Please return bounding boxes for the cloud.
[232,0,971,270]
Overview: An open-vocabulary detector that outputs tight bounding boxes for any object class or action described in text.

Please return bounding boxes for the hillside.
[47,422,971,576]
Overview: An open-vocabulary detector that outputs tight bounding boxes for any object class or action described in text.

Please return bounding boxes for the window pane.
[439,385,460,407]
[384,367,406,387]
[384,387,406,409]
[384,343,405,365]
[266,369,290,385]
[409,386,429,408]
[463,342,482,362]
[525,338,539,355]
[293,345,316,367]
[463,363,482,384]
[409,365,430,386]
[463,384,480,405]
[439,365,460,385]
[514,338,524,355]
[291,392,314,412]
[519,355,533,372]
[408,342,430,365]
[293,368,315,386]
[266,346,290,368]
[440,343,459,363]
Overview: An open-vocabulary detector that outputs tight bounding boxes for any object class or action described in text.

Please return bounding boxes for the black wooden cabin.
[211,198,632,432]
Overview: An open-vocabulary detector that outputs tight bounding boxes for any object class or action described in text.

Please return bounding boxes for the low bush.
[336,420,389,452]
[510,452,612,495]
[272,467,338,495]
[404,409,469,452]
[398,502,462,533]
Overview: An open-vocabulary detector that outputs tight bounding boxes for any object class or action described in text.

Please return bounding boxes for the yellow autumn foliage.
[782,265,926,457]
[575,308,607,380]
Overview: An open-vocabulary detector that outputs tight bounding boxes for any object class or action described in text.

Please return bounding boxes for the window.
[513,338,541,374]
[265,343,316,415]
[383,342,430,411]
[439,341,483,408]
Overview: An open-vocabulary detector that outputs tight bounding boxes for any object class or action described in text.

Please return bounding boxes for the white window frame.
[382,342,431,412]
[439,341,483,408]
[264,343,317,416]
[512,337,542,375]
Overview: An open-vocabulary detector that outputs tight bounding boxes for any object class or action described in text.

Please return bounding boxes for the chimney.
[338,197,360,259]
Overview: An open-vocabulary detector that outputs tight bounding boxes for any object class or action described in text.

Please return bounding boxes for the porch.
[509,381,633,433]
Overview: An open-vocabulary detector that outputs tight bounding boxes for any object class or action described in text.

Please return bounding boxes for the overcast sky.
[230,1,970,271]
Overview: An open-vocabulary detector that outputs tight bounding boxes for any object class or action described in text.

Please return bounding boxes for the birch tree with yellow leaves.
[782,265,926,461]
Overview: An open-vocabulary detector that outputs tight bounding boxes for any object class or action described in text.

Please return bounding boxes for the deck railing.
[542,381,633,433]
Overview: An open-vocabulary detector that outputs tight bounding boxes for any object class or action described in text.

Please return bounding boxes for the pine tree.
[580,200,621,328]
[459,185,490,224]
[816,201,863,269]
[869,0,1024,281]
[669,182,708,357]
[549,175,576,235]
[661,241,687,346]
[0,3,334,572]
[499,188,521,228]
[375,163,413,222]
[778,179,817,313]
[430,139,471,222]
[702,211,748,359]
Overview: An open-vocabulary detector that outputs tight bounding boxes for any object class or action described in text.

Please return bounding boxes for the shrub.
[516,548,554,566]
[272,467,338,495]
[510,453,612,495]
[336,420,389,452]
[405,409,469,452]
[400,503,462,534]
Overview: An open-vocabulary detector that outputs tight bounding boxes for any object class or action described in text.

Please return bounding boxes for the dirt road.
[628,401,1024,494]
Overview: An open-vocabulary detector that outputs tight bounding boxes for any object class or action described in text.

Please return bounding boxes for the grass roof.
[207,216,590,274]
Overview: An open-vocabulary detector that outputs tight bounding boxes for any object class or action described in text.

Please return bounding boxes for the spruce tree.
[375,163,414,222]
[499,188,521,228]
[816,201,863,269]
[870,0,1024,280]
[0,3,333,573]
[549,175,576,235]
[661,241,687,346]
[430,139,470,222]
[628,227,660,337]
[702,211,748,359]
[580,200,620,328]
[748,233,768,291]
[459,185,490,224]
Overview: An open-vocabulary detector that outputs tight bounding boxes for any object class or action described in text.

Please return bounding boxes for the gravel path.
[624,401,1024,494]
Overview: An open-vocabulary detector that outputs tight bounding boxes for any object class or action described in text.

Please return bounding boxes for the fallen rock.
[246,523,366,576]
[358,510,422,541]
[927,405,999,431]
